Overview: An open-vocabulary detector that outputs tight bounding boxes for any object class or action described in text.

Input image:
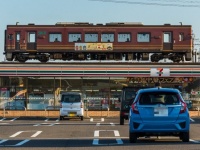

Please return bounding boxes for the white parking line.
[31,131,42,137]
[190,139,200,143]
[113,130,120,136]
[10,131,23,137]
[110,123,115,126]
[94,131,99,137]
[0,123,9,125]
[94,130,120,137]
[10,118,18,121]
[10,131,43,138]
[44,118,60,122]
[33,123,55,126]
[90,118,105,122]
[190,118,195,122]
[96,123,115,126]
[0,118,19,121]
[93,130,123,145]
[96,123,100,126]
[0,118,6,121]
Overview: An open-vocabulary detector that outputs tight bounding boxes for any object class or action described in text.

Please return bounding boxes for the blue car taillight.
[178,95,187,114]
[131,102,139,114]
[180,102,187,114]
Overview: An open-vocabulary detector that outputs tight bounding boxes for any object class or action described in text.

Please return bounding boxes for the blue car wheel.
[129,132,137,143]
[180,132,189,142]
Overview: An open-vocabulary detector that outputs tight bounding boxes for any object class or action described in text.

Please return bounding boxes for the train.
[4,22,193,63]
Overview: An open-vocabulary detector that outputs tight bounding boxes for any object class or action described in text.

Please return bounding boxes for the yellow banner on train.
[75,43,113,51]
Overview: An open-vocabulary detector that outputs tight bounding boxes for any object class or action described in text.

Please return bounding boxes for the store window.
[0,76,126,111]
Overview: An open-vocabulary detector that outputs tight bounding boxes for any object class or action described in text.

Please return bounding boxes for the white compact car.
[59,92,84,120]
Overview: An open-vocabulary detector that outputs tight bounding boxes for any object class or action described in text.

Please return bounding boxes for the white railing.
[3,106,27,117]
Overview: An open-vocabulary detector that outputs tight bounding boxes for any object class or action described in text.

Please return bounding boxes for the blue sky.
[0,0,200,61]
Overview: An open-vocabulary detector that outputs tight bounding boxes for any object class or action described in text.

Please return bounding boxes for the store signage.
[150,68,170,77]
[127,77,194,84]
[191,90,200,95]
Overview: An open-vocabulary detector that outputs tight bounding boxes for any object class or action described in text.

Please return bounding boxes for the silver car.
[59,92,84,120]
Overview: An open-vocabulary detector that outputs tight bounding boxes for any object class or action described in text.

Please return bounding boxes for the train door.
[163,32,173,50]
[15,32,20,50]
[27,32,37,50]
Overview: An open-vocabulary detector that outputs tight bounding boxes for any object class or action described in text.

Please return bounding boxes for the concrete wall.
[0,110,199,118]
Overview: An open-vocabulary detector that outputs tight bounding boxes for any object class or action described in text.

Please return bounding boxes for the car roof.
[137,87,180,94]
[61,92,81,95]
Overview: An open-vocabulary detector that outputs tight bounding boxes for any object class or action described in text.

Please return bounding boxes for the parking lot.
[0,116,200,150]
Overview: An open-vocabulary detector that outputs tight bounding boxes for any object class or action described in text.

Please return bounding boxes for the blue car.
[129,87,190,143]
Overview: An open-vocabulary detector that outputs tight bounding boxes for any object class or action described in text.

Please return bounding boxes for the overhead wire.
[88,0,200,7]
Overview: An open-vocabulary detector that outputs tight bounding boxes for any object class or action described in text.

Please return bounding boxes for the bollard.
[86,109,88,118]
[3,107,5,118]
[107,107,109,117]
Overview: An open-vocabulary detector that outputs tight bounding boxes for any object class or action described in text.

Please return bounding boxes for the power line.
[147,0,200,4]
[89,0,200,7]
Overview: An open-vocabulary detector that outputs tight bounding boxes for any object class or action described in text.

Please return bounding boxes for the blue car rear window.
[139,92,179,105]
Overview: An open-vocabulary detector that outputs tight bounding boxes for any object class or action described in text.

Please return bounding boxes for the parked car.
[129,87,190,143]
[119,86,148,125]
[184,100,193,110]
[59,92,84,120]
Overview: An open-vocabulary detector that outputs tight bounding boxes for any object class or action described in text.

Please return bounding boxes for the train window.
[28,32,36,43]
[101,33,114,42]
[8,34,13,40]
[137,33,150,42]
[68,33,81,42]
[118,33,131,42]
[85,33,98,42]
[16,33,20,42]
[163,32,171,43]
[49,33,62,42]
[179,33,184,41]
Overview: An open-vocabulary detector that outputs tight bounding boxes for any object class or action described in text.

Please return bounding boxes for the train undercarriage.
[6,52,191,63]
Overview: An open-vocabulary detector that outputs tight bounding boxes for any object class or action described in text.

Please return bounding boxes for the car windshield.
[139,92,180,105]
[125,91,136,102]
[62,95,81,103]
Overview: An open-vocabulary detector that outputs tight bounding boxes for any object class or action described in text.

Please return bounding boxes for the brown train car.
[4,22,192,62]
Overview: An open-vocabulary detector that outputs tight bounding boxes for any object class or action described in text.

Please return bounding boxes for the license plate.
[154,107,168,116]
[69,112,77,116]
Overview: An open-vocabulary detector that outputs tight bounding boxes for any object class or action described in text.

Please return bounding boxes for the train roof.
[6,22,192,27]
